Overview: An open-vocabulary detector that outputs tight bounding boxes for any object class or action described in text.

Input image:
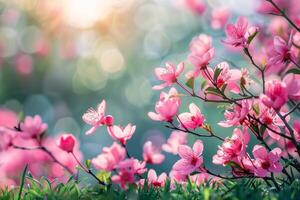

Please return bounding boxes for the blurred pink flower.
[153,62,184,90]
[20,115,48,139]
[213,128,250,165]
[148,87,181,122]
[187,34,214,77]
[283,73,300,101]
[111,168,135,189]
[15,54,33,76]
[260,79,288,110]
[253,145,283,177]
[0,109,18,128]
[82,100,114,135]
[147,169,167,187]
[162,131,187,155]
[107,124,136,145]
[178,103,205,130]
[92,142,126,171]
[211,7,230,30]
[56,134,76,153]
[143,141,165,164]
[172,140,203,175]
[184,0,206,15]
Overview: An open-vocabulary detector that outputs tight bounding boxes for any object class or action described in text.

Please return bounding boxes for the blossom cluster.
[0,0,300,192]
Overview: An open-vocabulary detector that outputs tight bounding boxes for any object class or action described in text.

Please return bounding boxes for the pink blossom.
[252,145,283,177]
[218,100,252,127]
[15,54,33,76]
[117,158,147,175]
[178,103,205,130]
[190,173,209,186]
[20,115,48,139]
[223,16,257,48]
[148,87,181,122]
[260,80,288,110]
[0,109,18,128]
[147,169,167,187]
[82,100,114,135]
[169,169,187,184]
[211,7,230,30]
[107,124,136,145]
[184,0,206,15]
[172,140,204,175]
[152,62,184,90]
[213,128,250,165]
[187,34,214,77]
[111,168,135,189]
[283,73,300,101]
[143,141,165,165]
[268,36,294,66]
[92,142,126,171]
[56,134,76,153]
[162,131,187,155]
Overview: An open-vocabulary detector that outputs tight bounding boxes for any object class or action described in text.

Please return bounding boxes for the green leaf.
[85,159,91,169]
[286,68,300,75]
[96,171,111,183]
[252,103,260,115]
[247,30,259,44]
[185,77,195,90]
[213,68,223,81]
[226,161,242,169]
[17,164,28,200]
[259,125,267,136]
[205,87,222,97]
[201,80,207,90]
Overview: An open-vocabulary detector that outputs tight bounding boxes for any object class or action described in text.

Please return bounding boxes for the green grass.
[1,174,300,200]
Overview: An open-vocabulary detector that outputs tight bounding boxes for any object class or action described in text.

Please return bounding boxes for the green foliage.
[1,176,300,200]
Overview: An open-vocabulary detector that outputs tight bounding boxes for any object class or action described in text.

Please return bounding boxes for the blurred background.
[0,0,259,174]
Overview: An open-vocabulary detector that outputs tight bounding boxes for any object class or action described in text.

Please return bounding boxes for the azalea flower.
[107,124,136,145]
[172,140,204,175]
[252,145,283,177]
[178,103,205,130]
[148,87,181,122]
[147,169,167,187]
[20,115,48,139]
[152,62,184,90]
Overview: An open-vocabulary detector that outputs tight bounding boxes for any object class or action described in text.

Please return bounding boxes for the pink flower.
[178,103,205,130]
[148,87,181,122]
[0,109,18,128]
[218,100,252,127]
[172,140,204,175]
[152,62,184,90]
[162,131,187,155]
[20,115,48,139]
[107,124,136,145]
[260,80,288,110]
[213,128,250,165]
[252,145,283,177]
[184,0,206,15]
[190,173,210,186]
[211,7,230,30]
[82,100,114,135]
[223,16,257,47]
[143,141,165,164]
[111,168,135,189]
[169,169,187,184]
[188,34,214,77]
[92,142,126,171]
[147,169,167,187]
[117,158,147,175]
[15,54,33,76]
[268,36,294,65]
[283,73,300,101]
[56,134,76,153]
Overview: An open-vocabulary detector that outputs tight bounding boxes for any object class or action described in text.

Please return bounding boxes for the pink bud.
[57,134,76,153]
[104,115,114,126]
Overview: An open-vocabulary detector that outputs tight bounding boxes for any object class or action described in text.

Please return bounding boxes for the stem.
[265,0,300,32]
[71,152,106,186]
[13,145,73,174]
[121,144,131,158]
[284,102,300,118]
[290,59,300,69]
